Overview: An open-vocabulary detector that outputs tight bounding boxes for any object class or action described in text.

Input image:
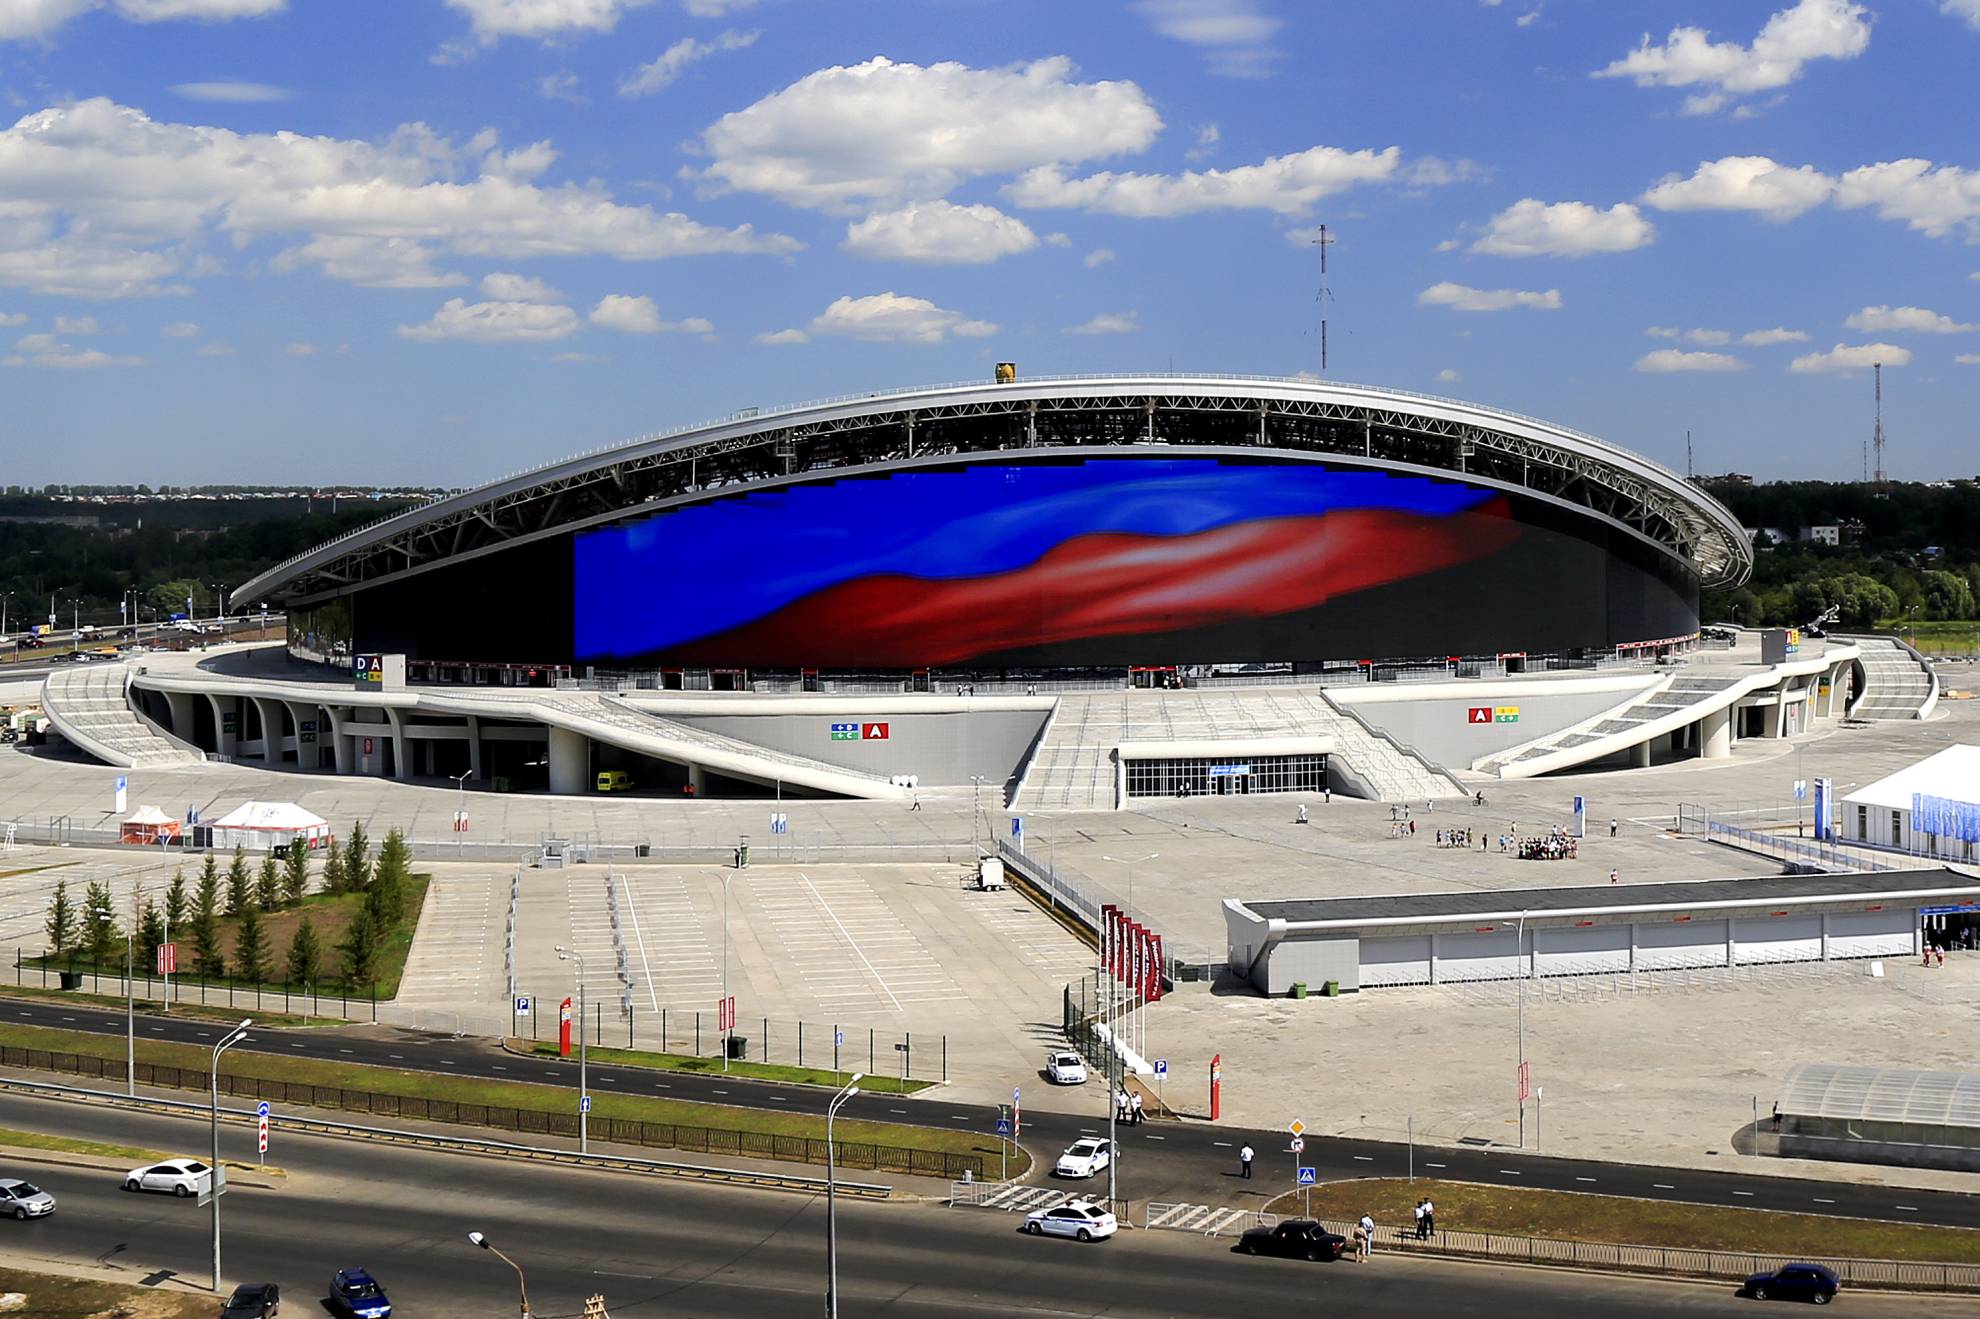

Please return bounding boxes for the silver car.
[0,1179,54,1219]
[123,1159,211,1197]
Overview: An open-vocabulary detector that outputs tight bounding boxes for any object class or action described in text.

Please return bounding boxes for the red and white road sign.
[452,812,469,833]
[1518,1061,1532,1103]
[156,943,176,976]
[257,1116,268,1155]
[718,995,736,1031]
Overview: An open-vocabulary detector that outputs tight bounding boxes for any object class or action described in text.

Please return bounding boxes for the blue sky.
[1,0,1977,486]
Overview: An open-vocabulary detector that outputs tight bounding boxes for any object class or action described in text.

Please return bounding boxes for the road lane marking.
[1732,1191,1754,1197]
[1813,1198,1836,1204]
[339,1049,353,1054]
[712,1089,728,1095]
[1498,1170,1521,1176]
[1213,1141,1233,1148]
[592,1270,651,1280]
[1353,1156,1374,1162]
[890,1109,907,1114]
[1896,1205,1919,1212]
[616,871,660,1013]
[492,1065,507,1071]
[389,1054,404,1060]
[1653,1183,1675,1189]
[1425,1162,1446,1168]
[771,1096,786,1102]
[1145,1134,1165,1140]
[1575,1177,1597,1183]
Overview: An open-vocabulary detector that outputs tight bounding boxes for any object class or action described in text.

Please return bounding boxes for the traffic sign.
[1296,1166,1318,1186]
[1153,1059,1168,1078]
[156,942,176,976]
[580,1094,592,1113]
[834,1029,845,1047]
[1013,1086,1021,1104]
[1289,1136,1305,1154]
[515,995,532,1017]
[256,1101,270,1118]
[1288,1119,1306,1137]
[257,1117,268,1156]
[995,1117,1010,1136]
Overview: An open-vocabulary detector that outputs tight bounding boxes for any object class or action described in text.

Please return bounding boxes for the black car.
[1744,1263,1838,1304]
[1237,1219,1347,1262]
[220,1282,280,1318]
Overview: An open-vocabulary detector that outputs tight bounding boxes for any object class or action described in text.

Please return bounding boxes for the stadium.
[52,372,1883,807]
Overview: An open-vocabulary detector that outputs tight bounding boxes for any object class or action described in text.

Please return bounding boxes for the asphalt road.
[5,996,1976,1232]
[3,1091,1975,1319]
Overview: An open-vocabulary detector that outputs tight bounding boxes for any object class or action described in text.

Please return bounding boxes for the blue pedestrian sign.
[1011,817,1023,838]
[996,1117,1010,1135]
[834,1029,845,1047]
[771,813,788,835]
[1154,1059,1168,1079]
[256,1101,270,1118]
[1296,1166,1318,1186]
[514,996,532,1017]
[580,1094,592,1113]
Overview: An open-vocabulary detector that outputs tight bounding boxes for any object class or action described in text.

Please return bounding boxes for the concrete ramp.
[40,664,204,770]
[1845,636,1938,720]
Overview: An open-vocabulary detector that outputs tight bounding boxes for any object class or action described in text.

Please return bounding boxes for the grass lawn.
[0,1266,213,1319]
[1273,1178,1980,1264]
[28,875,428,1000]
[518,1040,934,1094]
[0,982,353,1028]
[0,1124,164,1163]
[1885,622,1980,656]
[0,1020,1016,1173]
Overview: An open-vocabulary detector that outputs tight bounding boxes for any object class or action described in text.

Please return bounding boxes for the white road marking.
[1353,1156,1374,1162]
[1575,1177,1596,1183]
[1653,1183,1675,1189]
[616,868,659,1013]
[1425,1162,1446,1168]
[1895,1205,1919,1212]
[800,870,902,1012]
[1732,1191,1754,1197]
[1498,1170,1521,1176]
[1813,1198,1835,1204]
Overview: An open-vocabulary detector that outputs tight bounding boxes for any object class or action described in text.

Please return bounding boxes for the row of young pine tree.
[43,822,415,990]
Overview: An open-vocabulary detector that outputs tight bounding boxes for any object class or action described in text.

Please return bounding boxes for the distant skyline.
[1,0,1977,485]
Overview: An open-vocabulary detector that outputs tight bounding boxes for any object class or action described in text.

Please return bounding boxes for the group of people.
[1516,827,1579,861]
[1433,828,1477,849]
[1343,1200,1436,1262]
[1114,1088,1145,1124]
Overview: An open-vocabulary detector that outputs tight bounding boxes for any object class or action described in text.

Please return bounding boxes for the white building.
[1840,744,1980,862]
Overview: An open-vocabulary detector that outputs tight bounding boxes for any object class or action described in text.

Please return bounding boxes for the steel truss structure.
[236,375,1751,609]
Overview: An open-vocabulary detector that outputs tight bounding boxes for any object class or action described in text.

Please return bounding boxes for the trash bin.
[635,843,651,858]
[725,1035,748,1060]
[1291,982,1307,999]
[59,971,82,991]
[1322,980,1340,998]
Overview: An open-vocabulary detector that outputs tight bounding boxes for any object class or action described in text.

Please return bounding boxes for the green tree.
[224,846,252,917]
[281,838,310,907]
[320,840,348,895]
[256,853,281,913]
[44,880,76,954]
[192,858,225,978]
[138,898,165,973]
[366,827,410,930]
[337,907,378,987]
[1921,570,1975,621]
[232,904,269,984]
[81,880,120,969]
[164,869,189,936]
[343,822,371,894]
[285,917,321,987]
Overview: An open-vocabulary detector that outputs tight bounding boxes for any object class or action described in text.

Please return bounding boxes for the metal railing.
[1706,821,1899,873]
[506,1003,947,1084]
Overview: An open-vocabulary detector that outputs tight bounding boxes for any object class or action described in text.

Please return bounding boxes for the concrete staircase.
[40,664,204,770]
[1476,675,1741,777]
[1847,637,1936,720]
[1016,686,1466,811]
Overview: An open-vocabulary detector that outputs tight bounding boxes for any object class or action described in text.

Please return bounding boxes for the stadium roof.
[1777,1062,1980,1131]
[235,374,1752,609]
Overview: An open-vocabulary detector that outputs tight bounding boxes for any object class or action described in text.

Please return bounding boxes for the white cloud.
[1083,248,1116,268]
[0,311,24,326]
[1009,144,1402,218]
[1640,155,1837,221]
[2,0,284,40]
[1417,281,1561,312]
[590,293,660,333]
[1595,0,1870,113]
[1955,352,1980,365]
[284,342,316,356]
[0,99,799,299]
[806,292,996,344]
[169,81,292,102]
[549,350,601,362]
[537,71,584,103]
[1134,0,1283,78]
[1517,7,1541,26]
[1834,160,1980,242]
[4,330,141,368]
[694,56,1163,212]
[1437,368,1460,382]
[1741,326,1809,345]
[1788,342,1912,374]
[619,28,757,97]
[160,320,199,337]
[1065,311,1139,335]
[1941,0,1980,29]
[54,315,98,334]
[444,0,654,45]
[1470,198,1655,257]
[196,341,234,356]
[1845,305,1978,334]
[754,327,808,345]
[683,0,754,13]
[399,297,582,343]
[1635,348,1750,372]
[843,201,1040,265]
[481,271,562,303]
[1186,123,1220,162]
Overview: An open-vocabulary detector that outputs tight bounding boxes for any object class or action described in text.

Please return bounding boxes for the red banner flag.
[559,996,573,1058]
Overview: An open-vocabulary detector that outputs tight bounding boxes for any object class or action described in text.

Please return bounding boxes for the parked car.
[220,1283,280,1318]
[1744,1263,1838,1304]
[329,1268,392,1319]
[1237,1219,1347,1262]
[1053,1138,1111,1179]
[0,1179,54,1219]
[123,1159,211,1196]
[1023,1198,1117,1242]
[1045,1051,1087,1085]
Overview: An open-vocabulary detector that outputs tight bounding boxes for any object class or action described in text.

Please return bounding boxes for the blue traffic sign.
[1153,1059,1168,1078]
[834,1029,845,1047]
[1296,1166,1318,1186]
[580,1094,592,1113]
[1011,817,1023,838]
[995,1117,1010,1135]
[515,996,532,1016]
[256,1101,270,1118]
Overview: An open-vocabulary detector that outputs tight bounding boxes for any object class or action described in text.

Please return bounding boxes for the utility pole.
[1685,429,1693,480]
[1871,363,1887,485]
[1312,224,1335,376]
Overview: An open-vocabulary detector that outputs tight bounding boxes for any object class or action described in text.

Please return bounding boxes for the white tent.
[208,801,333,852]
[120,804,181,845]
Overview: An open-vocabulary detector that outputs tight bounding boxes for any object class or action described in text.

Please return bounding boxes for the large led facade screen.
[572,459,1695,668]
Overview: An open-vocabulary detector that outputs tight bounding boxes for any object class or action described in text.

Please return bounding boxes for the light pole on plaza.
[554,946,589,1153]
[825,1073,863,1319]
[211,1018,251,1292]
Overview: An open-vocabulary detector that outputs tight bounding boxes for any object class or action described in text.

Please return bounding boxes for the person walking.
[1323,786,1332,805]
[1422,1197,1435,1237]
[1358,1213,1376,1260]
[1412,1200,1426,1240]
[909,794,922,811]
[1131,1091,1144,1125]
[1239,1144,1254,1179]
[1608,867,1619,884]
[1296,803,1309,825]
[1351,1219,1368,1261]
[1609,817,1618,838]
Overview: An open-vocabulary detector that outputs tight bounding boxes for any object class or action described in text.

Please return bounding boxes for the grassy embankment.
[518,1040,934,1094]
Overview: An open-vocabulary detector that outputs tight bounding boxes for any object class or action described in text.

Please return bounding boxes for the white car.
[123,1159,212,1197]
[1045,1051,1088,1085]
[1054,1138,1112,1179]
[0,1179,54,1219]
[1024,1198,1117,1242]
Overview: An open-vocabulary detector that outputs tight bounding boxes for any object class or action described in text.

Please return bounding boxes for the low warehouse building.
[1839,744,1980,863]
[1223,869,1980,996]
[1775,1063,1980,1174]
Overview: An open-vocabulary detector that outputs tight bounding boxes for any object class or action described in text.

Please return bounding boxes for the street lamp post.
[825,1073,863,1319]
[968,775,987,860]
[91,894,136,1097]
[721,870,732,1074]
[1515,909,1529,1149]
[211,1018,251,1292]
[467,1231,531,1319]
[554,946,588,1153]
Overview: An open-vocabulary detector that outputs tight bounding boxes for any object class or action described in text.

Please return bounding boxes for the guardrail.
[1313,1216,1980,1294]
[0,1076,891,1199]
[0,1043,980,1178]
[1706,821,1899,873]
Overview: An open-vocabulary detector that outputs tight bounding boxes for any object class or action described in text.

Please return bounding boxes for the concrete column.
[1820,912,1831,962]
[206,693,238,759]
[1628,739,1651,769]
[686,762,707,795]
[251,696,285,766]
[548,725,590,795]
[383,707,412,782]
[465,714,483,781]
[1427,932,1440,986]
[1628,923,1638,972]
[1726,918,1737,968]
[1699,706,1732,759]
[163,690,198,744]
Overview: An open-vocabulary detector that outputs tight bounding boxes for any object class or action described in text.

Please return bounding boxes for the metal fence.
[12,950,374,1021]
[0,1044,983,1178]
[1706,821,1900,873]
[1317,1217,1980,1293]
[996,837,1226,981]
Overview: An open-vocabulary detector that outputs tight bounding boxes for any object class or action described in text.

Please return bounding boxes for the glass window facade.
[1125,753,1327,799]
